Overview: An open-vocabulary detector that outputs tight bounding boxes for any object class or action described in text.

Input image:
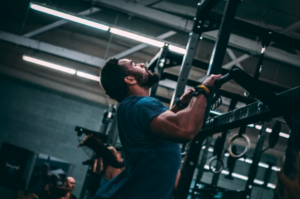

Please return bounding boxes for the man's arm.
[149,74,221,143]
[170,88,194,113]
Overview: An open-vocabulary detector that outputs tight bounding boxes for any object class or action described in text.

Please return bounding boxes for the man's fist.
[180,88,195,104]
[203,74,222,87]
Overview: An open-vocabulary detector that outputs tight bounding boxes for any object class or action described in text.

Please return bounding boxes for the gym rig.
[147,0,300,199]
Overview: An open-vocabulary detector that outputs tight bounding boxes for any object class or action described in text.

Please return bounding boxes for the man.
[64,177,77,199]
[30,163,51,199]
[96,58,221,199]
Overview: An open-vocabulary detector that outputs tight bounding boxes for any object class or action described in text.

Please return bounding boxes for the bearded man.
[95,58,221,199]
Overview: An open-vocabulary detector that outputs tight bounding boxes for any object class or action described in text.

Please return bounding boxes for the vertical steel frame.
[208,99,237,199]
[244,122,268,198]
[175,0,241,198]
[170,32,200,107]
[150,45,169,97]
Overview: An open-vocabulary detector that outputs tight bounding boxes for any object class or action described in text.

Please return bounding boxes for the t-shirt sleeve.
[134,97,168,133]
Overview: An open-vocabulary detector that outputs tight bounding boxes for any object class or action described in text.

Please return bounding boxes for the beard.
[131,68,160,88]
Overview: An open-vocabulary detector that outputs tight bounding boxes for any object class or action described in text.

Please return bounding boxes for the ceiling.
[0,0,299,157]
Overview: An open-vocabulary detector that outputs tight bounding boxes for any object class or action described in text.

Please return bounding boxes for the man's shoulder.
[120,96,161,107]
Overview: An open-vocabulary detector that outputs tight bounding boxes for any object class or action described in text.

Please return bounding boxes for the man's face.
[65,177,76,191]
[118,59,160,88]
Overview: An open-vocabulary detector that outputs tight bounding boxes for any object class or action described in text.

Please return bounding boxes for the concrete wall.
[0,74,108,197]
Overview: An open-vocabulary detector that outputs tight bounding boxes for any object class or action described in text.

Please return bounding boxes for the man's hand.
[180,88,195,104]
[202,74,222,87]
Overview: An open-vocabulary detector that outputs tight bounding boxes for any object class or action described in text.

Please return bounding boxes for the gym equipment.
[145,0,300,198]
[227,134,251,158]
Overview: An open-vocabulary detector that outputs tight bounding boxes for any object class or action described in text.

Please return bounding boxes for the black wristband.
[174,98,188,109]
[192,89,209,98]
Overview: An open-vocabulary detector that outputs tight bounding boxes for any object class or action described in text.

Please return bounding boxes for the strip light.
[203,164,276,189]
[23,55,76,74]
[29,4,187,54]
[76,71,100,82]
[30,3,110,31]
[23,55,102,82]
[110,27,164,47]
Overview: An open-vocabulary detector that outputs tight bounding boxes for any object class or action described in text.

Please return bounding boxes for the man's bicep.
[149,110,189,143]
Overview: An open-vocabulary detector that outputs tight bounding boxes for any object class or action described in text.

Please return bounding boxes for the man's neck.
[127,86,150,97]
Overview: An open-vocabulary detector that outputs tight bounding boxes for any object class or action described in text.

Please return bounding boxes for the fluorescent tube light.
[258,162,269,168]
[254,179,264,185]
[247,124,255,127]
[110,28,186,54]
[221,170,229,175]
[23,55,76,74]
[267,183,276,189]
[245,159,253,164]
[30,3,109,31]
[266,128,272,133]
[271,166,279,171]
[210,110,223,115]
[76,71,100,82]
[279,132,289,138]
[169,45,186,54]
[255,125,262,130]
[232,173,248,181]
[110,27,164,47]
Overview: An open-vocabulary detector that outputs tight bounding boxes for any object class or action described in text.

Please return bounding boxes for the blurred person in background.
[64,177,77,199]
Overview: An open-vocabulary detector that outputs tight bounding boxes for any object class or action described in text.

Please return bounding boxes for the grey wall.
[0,74,108,197]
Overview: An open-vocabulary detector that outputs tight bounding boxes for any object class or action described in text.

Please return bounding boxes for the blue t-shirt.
[94,96,181,199]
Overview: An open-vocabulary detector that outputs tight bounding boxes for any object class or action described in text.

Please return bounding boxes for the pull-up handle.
[214,67,240,88]
[214,66,277,109]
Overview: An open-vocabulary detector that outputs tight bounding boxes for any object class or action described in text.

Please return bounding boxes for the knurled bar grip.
[214,66,277,109]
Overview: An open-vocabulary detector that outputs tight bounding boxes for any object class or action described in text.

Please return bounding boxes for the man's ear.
[124,76,137,85]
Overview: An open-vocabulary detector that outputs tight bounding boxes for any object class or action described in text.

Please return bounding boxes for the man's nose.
[139,63,145,68]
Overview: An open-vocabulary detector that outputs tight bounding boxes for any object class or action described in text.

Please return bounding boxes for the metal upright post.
[175,0,241,198]
[207,0,241,75]
[275,102,300,198]
[192,135,212,199]
[170,33,200,106]
[244,122,268,198]
[150,45,169,97]
[208,99,237,199]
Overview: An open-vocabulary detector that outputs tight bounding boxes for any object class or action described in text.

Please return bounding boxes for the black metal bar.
[200,86,300,136]
[150,45,169,97]
[193,0,221,33]
[175,1,241,198]
[263,163,274,188]
[207,0,241,75]
[147,49,161,72]
[170,32,200,107]
[208,99,237,199]
[244,122,268,198]
[191,136,213,199]
[162,72,252,104]
[166,51,287,93]
[206,12,300,51]
[280,102,300,191]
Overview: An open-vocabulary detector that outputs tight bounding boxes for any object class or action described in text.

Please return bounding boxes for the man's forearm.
[170,104,181,113]
[174,94,207,137]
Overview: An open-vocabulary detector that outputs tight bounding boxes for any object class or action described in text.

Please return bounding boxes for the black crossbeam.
[206,12,300,51]
[201,86,300,136]
[166,51,287,93]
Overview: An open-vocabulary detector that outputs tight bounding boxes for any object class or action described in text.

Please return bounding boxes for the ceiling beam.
[0,31,106,68]
[23,7,100,38]
[197,53,250,81]
[222,54,250,69]
[112,30,176,59]
[279,20,300,34]
[94,0,300,68]
[226,48,243,68]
